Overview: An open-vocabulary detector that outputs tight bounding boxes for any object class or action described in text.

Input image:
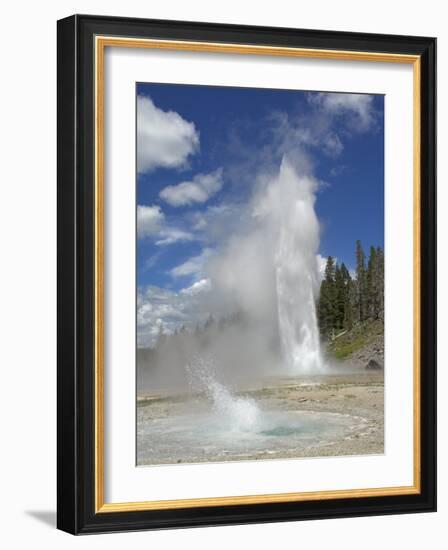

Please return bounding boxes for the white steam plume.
[208,155,323,374]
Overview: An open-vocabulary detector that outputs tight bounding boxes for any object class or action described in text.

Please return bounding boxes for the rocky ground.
[327,319,384,367]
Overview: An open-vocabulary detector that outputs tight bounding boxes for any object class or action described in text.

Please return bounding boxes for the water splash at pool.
[186,355,261,432]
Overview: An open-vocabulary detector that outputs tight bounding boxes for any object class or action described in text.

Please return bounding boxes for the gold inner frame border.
[94,36,421,513]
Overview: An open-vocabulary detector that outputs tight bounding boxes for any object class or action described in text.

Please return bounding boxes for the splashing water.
[256,156,324,373]
[186,355,261,432]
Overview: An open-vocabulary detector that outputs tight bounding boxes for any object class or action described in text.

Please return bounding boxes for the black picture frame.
[57,14,436,535]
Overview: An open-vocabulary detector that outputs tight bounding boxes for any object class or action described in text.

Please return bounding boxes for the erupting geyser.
[254,155,324,373]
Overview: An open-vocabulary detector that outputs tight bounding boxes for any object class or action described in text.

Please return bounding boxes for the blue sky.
[136,83,384,346]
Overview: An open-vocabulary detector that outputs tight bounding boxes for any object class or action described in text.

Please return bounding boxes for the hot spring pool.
[137,408,364,465]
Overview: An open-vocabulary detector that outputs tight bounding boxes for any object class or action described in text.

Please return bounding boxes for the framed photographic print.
[57,14,436,534]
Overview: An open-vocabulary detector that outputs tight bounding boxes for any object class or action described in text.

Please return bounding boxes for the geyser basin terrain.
[137,370,384,466]
[138,409,359,465]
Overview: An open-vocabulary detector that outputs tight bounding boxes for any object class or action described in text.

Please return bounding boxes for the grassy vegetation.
[327,319,384,360]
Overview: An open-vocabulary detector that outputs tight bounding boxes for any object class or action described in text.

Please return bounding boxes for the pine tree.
[334,264,345,330]
[366,245,377,319]
[318,256,336,337]
[339,262,354,330]
[376,246,384,321]
[344,277,356,330]
[317,242,384,337]
[355,240,367,322]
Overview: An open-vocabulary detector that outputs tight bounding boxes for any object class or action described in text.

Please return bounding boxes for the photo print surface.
[136,83,384,466]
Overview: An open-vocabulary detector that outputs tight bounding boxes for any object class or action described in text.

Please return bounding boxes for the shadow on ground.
[26,510,56,528]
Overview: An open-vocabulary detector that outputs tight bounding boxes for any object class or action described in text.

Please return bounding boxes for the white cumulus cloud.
[170,248,213,279]
[137,282,212,347]
[137,95,199,173]
[159,168,223,207]
[155,227,194,246]
[137,204,194,245]
[180,278,211,296]
[137,205,165,238]
[309,92,375,132]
